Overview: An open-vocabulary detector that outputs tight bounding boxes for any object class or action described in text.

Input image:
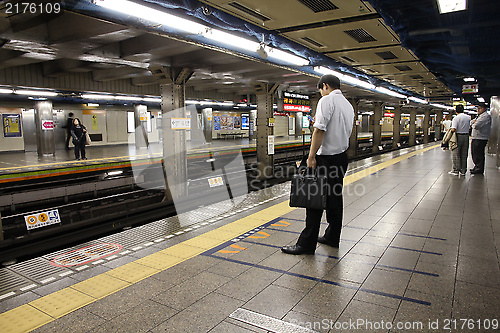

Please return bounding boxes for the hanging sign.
[25,209,61,230]
[462,84,478,94]
[283,91,311,113]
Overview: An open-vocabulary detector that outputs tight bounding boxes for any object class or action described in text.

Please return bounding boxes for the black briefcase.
[289,168,328,210]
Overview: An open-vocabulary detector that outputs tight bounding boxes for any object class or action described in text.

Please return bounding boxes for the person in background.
[62,112,74,150]
[470,102,492,174]
[449,104,470,176]
[71,118,87,160]
[441,114,453,150]
[281,74,354,255]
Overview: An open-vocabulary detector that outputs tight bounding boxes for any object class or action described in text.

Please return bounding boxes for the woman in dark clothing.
[70,118,87,160]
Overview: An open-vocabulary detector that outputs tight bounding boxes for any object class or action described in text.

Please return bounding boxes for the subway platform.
[1,143,499,333]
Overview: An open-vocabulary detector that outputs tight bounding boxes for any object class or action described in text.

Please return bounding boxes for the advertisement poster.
[241,114,249,130]
[214,116,221,130]
[234,116,241,128]
[221,116,227,130]
[2,113,22,137]
[227,116,234,130]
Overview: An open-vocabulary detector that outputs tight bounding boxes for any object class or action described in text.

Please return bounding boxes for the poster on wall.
[214,116,221,130]
[221,116,227,130]
[227,116,234,130]
[241,114,249,130]
[3,113,22,137]
[234,116,241,128]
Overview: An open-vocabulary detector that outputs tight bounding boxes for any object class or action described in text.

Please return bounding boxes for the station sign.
[24,209,61,230]
[462,84,478,94]
[50,243,123,267]
[384,112,395,117]
[283,91,311,113]
[171,117,190,129]
[41,119,54,130]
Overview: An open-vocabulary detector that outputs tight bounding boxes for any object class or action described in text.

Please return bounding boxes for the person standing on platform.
[441,114,453,150]
[470,102,492,174]
[282,74,354,255]
[71,118,88,160]
[62,112,74,150]
[448,104,470,176]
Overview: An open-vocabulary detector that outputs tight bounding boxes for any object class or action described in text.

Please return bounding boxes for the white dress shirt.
[313,89,354,155]
[451,113,471,134]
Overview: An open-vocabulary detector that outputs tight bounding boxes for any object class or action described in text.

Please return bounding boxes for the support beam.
[423,109,430,143]
[34,101,55,157]
[409,108,417,146]
[254,83,278,179]
[392,105,401,149]
[435,110,443,140]
[372,102,383,153]
[348,98,360,159]
[133,104,149,149]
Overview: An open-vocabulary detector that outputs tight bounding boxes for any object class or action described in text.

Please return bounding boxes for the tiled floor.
[2,144,500,333]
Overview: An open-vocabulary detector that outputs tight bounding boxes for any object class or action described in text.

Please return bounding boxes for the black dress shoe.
[470,170,483,174]
[281,245,315,255]
[317,236,339,248]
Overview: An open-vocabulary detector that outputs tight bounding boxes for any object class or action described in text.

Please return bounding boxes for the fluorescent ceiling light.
[385,106,395,110]
[96,0,308,67]
[87,103,99,107]
[142,97,161,103]
[375,87,406,99]
[463,77,475,82]
[477,97,485,102]
[15,89,57,97]
[0,88,13,94]
[115,95,142,101]
[437,0,466,14]
[409,96,428,104]
[96,0,205,35]
[314,67,375,90]
[82,94,115,100]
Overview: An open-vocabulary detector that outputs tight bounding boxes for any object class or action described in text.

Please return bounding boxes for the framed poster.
[214,116,221,130]
[221,116,227,130]
[227,116,234,130]
[241,114,249,130]
[234,116,241,128]
[3,113,22,137]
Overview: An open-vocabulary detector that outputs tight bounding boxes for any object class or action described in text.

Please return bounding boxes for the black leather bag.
[289,168,328,210]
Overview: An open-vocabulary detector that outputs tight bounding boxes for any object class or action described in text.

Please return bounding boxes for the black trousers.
[297,152,348,250]
[471,139,488,173]
[74,140,86,159]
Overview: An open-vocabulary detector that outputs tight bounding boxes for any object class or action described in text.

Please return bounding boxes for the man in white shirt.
[449,105,470,176]
[470,102,492,174]
[282,74,354,255]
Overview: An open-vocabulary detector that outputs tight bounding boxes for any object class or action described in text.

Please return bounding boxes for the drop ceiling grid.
[331,46,417,66]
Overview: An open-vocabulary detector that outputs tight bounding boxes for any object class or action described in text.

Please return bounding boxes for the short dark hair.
[69,112,74,117]
[455,104,464,113]
[317,74,340,90]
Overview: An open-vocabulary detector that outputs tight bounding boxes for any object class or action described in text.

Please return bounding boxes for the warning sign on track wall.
[24,209,61,230]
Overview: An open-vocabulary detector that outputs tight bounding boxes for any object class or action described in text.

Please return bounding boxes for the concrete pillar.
[201,108,213,142]
[295,112,303,137]
[423,108,430,143]
[435,110,443,140]
[348,98,359,159]
[372,102,383,153]
[392,105,401,149]
[409,108,417,146]
[150,66,193,201]
[134,104,149,149]
[249,109,256,140]
[255,83,278,179]
[34,101,55,156]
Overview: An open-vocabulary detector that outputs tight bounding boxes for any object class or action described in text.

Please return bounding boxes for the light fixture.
[477,97,485,103]
[82,94,115,100]
[15,89,58,97]
[409,96,428,104]
[95,0,308,67]
[375,87,406,99]
[142,97,161,103]
[314,67,376,91]
[437,0,467,14]
[256,43,268,59]
[114,95,142,101]
[87,103,99,107]
[0,88,13,94]
[463,77,475,82]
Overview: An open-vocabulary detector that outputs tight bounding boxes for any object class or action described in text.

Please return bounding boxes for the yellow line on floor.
[0,144,440,333]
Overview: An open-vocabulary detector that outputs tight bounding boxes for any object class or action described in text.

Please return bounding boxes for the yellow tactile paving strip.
[0,144,439,333]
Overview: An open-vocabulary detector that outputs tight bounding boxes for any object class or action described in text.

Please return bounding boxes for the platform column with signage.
[348,98,359,159]
[372,102,383,153]
[435,110,443,140]
[255,83,278,179]
[134,104,149,149]
[151,66,193,201]
[423,108,430,143]
[409,108,417,146]
[393,105,402,149]
[34,101,55,156]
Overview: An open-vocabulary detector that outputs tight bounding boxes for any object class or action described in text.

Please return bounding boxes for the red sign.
[283,104,311,112]
[462,84,478,94]
[41,120,54,130]
[384,112,395,117]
